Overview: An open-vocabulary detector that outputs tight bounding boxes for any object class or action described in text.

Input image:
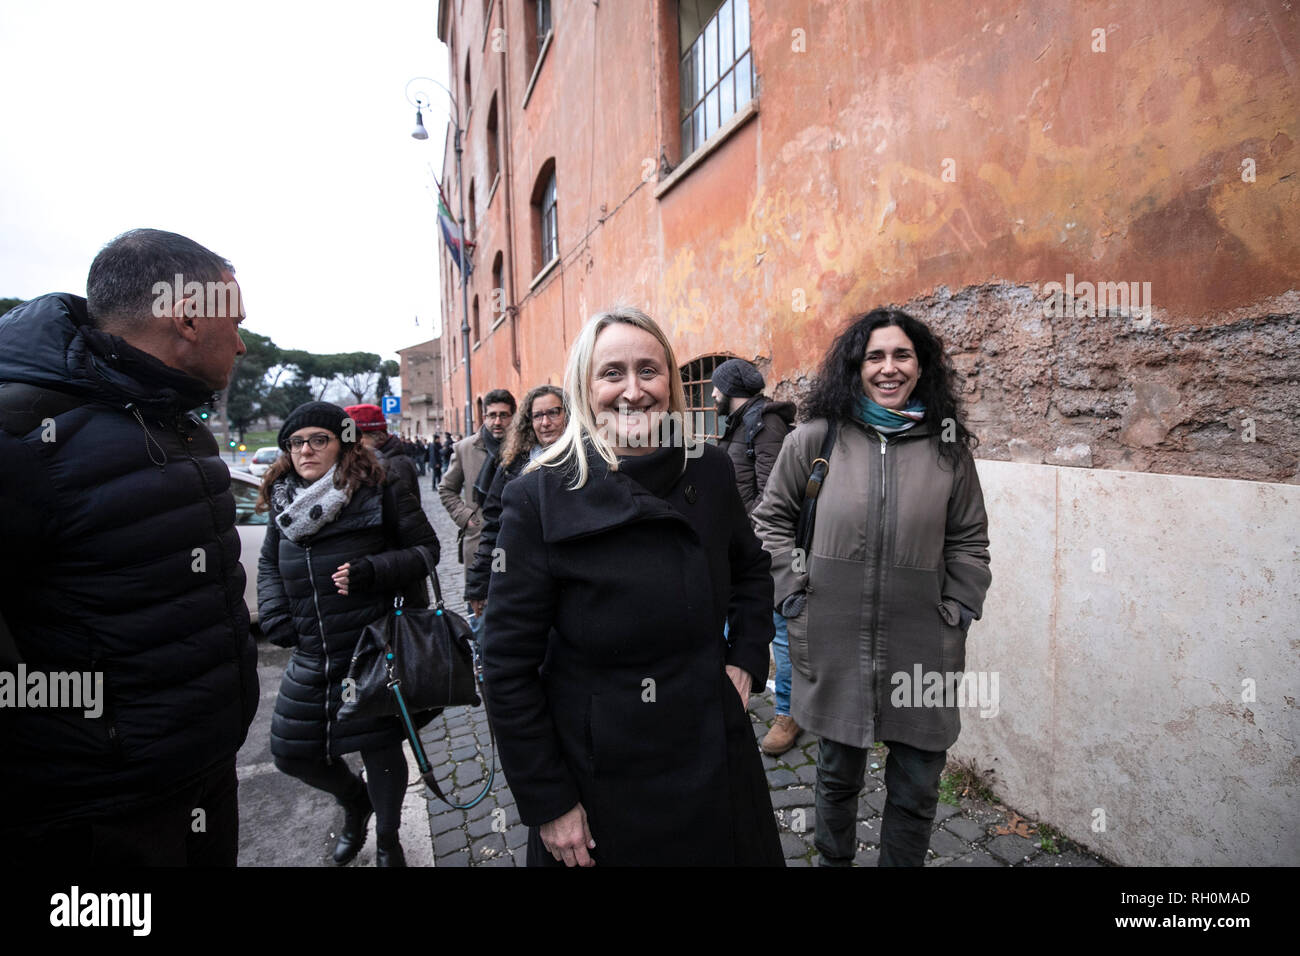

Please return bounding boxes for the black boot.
[376,833,406,868]
[332,779,373,865]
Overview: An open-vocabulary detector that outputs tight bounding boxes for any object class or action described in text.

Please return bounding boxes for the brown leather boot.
[761,714,800,756]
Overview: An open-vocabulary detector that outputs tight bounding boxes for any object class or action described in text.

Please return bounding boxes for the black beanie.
[278,401,351,450]
[712,358,765,399]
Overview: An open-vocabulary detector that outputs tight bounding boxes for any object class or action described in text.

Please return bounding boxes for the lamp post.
[406,76,473,440]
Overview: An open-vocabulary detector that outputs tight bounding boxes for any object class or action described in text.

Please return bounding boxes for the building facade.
[398,335,444,438]
[433,0,1299,866]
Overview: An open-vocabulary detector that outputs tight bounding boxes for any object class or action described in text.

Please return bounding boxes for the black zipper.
[304,543,333,761]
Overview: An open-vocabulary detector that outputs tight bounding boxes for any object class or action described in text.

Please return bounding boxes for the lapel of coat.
[535,450,695,545]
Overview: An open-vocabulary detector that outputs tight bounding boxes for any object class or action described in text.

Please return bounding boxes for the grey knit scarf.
[271,464,352,543]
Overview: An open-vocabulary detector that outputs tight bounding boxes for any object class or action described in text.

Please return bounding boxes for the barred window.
[680,354,730,442]
[679,0,753,159]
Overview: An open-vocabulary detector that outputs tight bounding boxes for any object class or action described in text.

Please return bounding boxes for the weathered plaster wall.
[958,459,1300,866]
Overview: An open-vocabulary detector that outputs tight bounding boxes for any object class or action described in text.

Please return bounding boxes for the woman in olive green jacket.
[752,308,991,866]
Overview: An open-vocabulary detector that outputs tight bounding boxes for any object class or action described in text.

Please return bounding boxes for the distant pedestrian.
[0,227,257,865]
[256,401,440,867]
[752,308,992,867]
[711,358,799,755]
[430,436,443,485]
[483,306,782,867]
[414,437,427,476]
[344,404,421,503]
[465,385,568,619]
[438,389,515,624]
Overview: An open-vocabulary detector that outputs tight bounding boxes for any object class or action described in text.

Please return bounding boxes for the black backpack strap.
[0,383,87,437]
[793,420,839,554]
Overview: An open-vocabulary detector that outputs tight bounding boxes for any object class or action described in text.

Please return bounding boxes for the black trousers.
[5,757,240,866]
[815,738,947,866]
[274,743,408,837]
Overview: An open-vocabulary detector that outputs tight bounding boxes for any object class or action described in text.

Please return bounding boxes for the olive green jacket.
[751,416,991,751]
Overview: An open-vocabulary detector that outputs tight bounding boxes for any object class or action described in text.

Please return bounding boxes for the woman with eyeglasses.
[255,401,440,867]
[465,385,569,618]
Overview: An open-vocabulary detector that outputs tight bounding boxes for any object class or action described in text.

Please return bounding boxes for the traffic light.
[237,444,246,452]
[228,440,236,448]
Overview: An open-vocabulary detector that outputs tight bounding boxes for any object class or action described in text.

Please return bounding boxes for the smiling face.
[288,426,341,484]
[860,324,921,410]
[530,392,566,446]
[589,322,671,455]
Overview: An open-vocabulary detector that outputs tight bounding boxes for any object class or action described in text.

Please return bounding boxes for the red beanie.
[344,404,387,433]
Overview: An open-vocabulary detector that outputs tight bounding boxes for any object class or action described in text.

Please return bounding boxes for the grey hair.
[87,228,233,333]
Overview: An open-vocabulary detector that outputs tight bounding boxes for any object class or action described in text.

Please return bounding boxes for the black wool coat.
[483,441,783,866]
[258,473,440,760]
[464,453,526,603]
[0,294,258,831]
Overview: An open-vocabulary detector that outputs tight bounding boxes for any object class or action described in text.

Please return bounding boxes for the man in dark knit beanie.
[711,358,800,755]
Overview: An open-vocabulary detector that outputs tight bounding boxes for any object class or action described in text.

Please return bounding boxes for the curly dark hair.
[802,308,977,467]
[500,384,568,470]
[254,435,386,513]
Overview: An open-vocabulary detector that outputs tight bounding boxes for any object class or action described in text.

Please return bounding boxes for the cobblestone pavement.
[412,481,1113,867]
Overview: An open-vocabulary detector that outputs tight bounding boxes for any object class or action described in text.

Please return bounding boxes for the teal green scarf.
[855,394,925,434]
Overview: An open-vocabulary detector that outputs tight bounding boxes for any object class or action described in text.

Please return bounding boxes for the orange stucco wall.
[434,0,1297,478]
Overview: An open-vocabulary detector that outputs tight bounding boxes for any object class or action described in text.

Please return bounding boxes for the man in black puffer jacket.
[0,229,259,865]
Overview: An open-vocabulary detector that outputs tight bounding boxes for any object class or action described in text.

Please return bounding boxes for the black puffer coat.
[0,293,258,831]
[258,471,440,760]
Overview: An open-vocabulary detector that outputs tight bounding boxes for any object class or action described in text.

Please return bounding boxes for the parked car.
[247,445,281,478]
[229,470,268,627]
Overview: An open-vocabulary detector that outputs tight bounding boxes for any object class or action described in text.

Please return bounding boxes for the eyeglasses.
[530,408,565,423]
[485,411,513,422]
[286,434,334,452]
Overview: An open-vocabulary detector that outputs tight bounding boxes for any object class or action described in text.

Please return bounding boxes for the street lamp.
[406,75,473,439]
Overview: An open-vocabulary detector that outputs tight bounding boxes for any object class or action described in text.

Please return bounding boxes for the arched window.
[530,159,558,274]
[680,354,731,441]
[472,294,481,346]
[486,95,500,187]
[491,252,505,321]
[464,53,472,111]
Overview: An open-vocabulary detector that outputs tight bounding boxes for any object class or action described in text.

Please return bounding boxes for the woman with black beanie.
[255,401,441,866]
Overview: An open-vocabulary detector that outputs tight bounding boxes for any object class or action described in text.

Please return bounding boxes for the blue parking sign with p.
[382,396,401,415]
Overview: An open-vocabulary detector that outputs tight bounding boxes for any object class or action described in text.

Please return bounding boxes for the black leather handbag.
[340,551,496,809]
[339,552,480,722]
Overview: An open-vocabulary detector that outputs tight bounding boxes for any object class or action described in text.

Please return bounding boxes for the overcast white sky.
[0,1,453,364]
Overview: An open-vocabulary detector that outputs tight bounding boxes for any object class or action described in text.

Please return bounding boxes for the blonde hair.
[524,305,697,489]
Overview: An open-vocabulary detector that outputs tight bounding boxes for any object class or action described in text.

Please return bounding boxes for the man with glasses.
[438,389,516,629]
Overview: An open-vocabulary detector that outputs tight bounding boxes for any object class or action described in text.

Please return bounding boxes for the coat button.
[685,484,697,504]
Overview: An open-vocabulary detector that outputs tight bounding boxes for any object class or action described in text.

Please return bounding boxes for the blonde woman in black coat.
[256,402,440,867]
[482,307,783,867]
